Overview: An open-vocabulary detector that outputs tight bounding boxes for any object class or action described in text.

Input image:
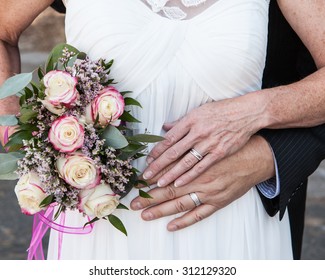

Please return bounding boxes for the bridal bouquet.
[0,44,161,236]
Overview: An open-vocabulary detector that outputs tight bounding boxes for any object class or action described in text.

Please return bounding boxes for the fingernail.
[174,180,183,188]
[168,224,178,231]
[143,171,153,180]
[157,179,166,187]
[146,156,154,164]
[142,211,154,221]
[132,202,143,210]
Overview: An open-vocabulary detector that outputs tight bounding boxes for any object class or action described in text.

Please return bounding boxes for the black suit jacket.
[50,0,325,259]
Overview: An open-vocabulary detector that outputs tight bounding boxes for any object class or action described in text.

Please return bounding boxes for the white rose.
[49,115,84,153]
[14,172,47,215]
[56,152,101,189]
[79,183,120,218]
[85,86,125,127]
[42,70,79,114]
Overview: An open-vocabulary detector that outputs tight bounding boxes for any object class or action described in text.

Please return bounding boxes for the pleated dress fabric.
[47,0,293,259]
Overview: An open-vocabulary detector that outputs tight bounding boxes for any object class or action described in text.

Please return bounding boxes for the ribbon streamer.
[27,206,94,260]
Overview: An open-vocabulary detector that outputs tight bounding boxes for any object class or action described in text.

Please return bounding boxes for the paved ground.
[0,7,324,260]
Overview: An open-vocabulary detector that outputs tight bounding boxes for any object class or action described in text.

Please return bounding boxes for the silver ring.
[189,192,202,207]
[189,148,203,161]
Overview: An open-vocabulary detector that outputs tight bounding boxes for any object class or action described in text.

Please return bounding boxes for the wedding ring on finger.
[189,148,203,161]
[189,192,202,207]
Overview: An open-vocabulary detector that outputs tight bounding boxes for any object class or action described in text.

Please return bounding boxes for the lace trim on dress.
[145,0,217,20]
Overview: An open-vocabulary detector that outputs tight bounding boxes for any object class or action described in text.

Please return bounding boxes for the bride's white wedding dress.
[48,0,293,259]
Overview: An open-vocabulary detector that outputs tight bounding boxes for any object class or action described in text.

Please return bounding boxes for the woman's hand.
[131,136,275,231]
[143,93,267,188]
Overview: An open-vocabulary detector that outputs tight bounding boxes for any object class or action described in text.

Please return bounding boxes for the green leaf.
[101,125,129,149]
[120,111,141,123]
[118,143,147,160]
[7,144,23,153]
[0,172,19,180]
[0,152,24,175]
[84,217,100,228]
[136,180,149,187]
[46,43,80,72]
[39,194,55,208]
[117,203,129,210]
[31,82,39,96]
[120,91,132,96]
[124,97,142,108]
[38,67,44,80]
[5,130,33,146]
[53,204,65,221]
[107,214,127,236]
[24,87,33,100]
[127,134,164,143]
[139,189,153,199]
[77,52,87,60]
[0,72,33,100]
[0,115,18,126]
[19,108,38,124]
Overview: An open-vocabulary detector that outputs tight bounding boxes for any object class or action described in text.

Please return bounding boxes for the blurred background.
[0,7,324,260]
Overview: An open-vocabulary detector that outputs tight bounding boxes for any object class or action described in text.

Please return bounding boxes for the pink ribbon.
[27,205,94,260]
[2,126,94,259]
[3,126,9,149]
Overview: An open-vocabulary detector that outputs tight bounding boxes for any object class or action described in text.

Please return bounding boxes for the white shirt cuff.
[256,146,280,199]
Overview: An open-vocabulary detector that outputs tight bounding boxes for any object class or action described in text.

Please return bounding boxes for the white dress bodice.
[48,0,293,260]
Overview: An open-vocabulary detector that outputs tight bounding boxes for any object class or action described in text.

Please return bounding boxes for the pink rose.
[49,116,84,153]
[56,152,101,189]
[86,86,125,127]
[43,70,79,114]
[14,172,47,215]
[78,183,120,218]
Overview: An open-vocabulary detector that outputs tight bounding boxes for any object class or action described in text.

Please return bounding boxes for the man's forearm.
[254,67,325,129]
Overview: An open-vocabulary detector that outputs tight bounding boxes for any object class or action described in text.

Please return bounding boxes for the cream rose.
[42,70,79,114]
[85,86,124,127]
[79,183,120,218]
[49,116,84,153]
[14,172,47,215]
[56,152,101,189]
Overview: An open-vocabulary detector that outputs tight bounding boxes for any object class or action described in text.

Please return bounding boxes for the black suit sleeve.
[258,125,325,219]
[259,1,325,221]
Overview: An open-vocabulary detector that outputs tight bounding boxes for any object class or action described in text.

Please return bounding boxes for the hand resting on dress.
[131,135,275,231]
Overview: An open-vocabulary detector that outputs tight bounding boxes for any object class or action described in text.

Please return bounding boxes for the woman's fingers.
[166,204,217,231]
[130,184,192,210]
[140,193,204,221]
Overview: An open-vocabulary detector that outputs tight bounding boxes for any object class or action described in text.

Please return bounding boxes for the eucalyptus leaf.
[101,126,129,149]
[0,115,18,126]
[0,152,24,175]
[127,134,164,143]
[0,172,19,180]
[107,214,127,236]
[0,72,33,100]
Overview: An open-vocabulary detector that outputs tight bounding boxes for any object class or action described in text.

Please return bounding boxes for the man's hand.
[131,135,275,231]
[142,94,267,189]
